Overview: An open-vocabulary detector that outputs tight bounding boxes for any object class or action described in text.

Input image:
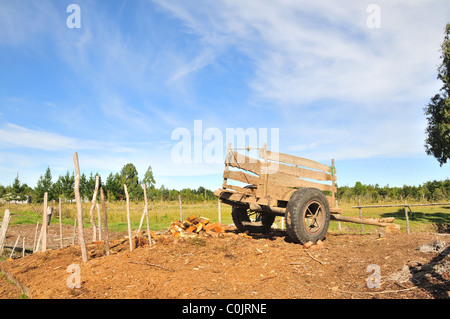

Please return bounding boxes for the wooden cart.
[214,144,394,243]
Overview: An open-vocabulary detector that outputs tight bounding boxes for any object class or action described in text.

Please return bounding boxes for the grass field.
[1,199,449,235]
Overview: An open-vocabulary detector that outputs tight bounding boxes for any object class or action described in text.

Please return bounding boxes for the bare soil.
[1,223,449,299]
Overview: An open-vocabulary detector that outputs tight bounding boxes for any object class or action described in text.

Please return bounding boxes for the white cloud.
[151,0,449,161]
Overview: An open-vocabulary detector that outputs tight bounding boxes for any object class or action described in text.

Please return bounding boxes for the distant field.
[1,199,449,234]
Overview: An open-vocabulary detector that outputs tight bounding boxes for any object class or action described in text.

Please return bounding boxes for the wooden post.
[262,143,269,197]
[331,159,336,207]
[142,184,152,247]
[218,199,221,223]
[100,188,110,256]
[137,208,145,233]
[178,194,183,221]
[73,152,88,263]
[124,184,133,252]
[405,200,410,234]
[89,175,100,242]
[32,222,39,253]
[9,235,20,259]
[72,218,77,245]
[336,200,342,231]
[96,203,102,241]
[59,197,63,248]
[41,192,48,252]
[0,209,11,255]
[22,237,25,258]
[358,197,364,233]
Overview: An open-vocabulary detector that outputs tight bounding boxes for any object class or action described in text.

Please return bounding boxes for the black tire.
[285,188,330,244]
[232,206,275,233]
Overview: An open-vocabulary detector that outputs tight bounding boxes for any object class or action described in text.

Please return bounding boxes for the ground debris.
[416,240,447,253]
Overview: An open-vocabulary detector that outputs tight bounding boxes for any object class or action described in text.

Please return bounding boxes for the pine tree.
[424,23,450,166]
[35,167,53,203]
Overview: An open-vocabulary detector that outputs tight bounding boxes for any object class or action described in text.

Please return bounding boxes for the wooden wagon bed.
[214,143,343,216]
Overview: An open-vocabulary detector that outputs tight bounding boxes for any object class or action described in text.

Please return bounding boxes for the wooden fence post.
[358,197,364,233]
[0,209,11,255]
[41,192,48,252]
[405,200,410,234]
[100,187,110,256]
[142,184,152,247]
[73,152,88,263]
[32,222,39,253]
[96,203,102,241]
[218,199,221,223]
[9,235,20,259]
[124,184,133,252]
[178,195,183,222]
[59,197,63,248]
[89,175,100,242]
[72,218,77,245]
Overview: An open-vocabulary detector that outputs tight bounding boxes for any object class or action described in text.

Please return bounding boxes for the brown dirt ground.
[0,223,449,300]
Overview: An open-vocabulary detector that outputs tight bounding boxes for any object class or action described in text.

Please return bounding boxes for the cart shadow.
[407,245,450,299]
[230,228,288,241]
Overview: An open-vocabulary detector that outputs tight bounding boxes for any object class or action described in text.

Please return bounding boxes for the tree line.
[1,163,449,204]
[337,180,450,203]
[0,163,215,204]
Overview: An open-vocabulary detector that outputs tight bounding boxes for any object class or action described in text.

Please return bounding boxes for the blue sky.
[0,0,449,191]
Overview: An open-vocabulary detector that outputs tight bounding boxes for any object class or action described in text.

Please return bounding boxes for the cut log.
[330,215,393,227]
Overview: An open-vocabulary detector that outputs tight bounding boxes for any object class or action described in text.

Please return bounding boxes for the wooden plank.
[223,183,255,195]
[256,182,297,201]
[275,162,335,181]
[265,150,331,173]
[223,170,260,186]
[266,171,336,193]
[330,208,343,215]
[227,151,261,175]
[216,189,251,203]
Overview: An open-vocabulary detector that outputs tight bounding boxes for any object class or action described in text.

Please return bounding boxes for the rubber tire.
[285,188,330,244]
[232,206,275,233]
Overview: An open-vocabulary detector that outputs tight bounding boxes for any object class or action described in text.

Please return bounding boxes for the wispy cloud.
[0,123,136,153]
[150,0,448,161]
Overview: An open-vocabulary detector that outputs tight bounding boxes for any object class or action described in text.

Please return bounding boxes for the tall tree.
[143,165,156,190]
[35,167,53,202]
[424,23,450,166]
[120,163,142,200]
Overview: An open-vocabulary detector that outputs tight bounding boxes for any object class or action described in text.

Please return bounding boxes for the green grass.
[0,199,448,235]
[0,200,233,233]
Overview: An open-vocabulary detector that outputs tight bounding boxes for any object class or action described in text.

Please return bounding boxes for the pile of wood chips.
[168,215,229,238]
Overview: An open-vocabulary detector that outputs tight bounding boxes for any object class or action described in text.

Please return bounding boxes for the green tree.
[120,163,142,200]
[53,172,75,200]
[143,165,156,190]
[0,184,6,198]
[11,173,26,201]
[35,167,54,202]
[424,23,450,166]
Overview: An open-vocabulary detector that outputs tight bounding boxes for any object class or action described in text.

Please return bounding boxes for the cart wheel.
[285,188,330,244]
[232,206,275,233]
